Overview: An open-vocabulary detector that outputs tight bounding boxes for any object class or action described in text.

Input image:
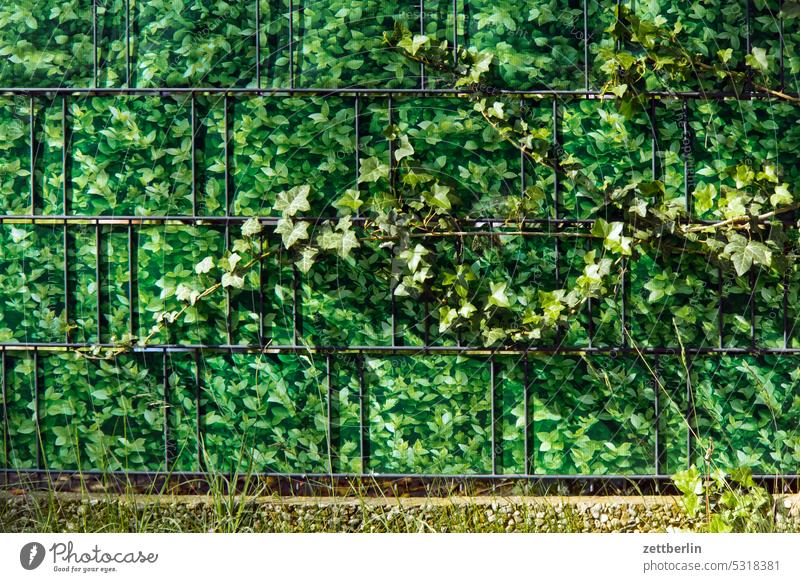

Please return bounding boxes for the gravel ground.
[3,494,800,533]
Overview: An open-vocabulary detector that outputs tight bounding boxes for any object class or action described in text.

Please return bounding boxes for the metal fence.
[1,0,799,493]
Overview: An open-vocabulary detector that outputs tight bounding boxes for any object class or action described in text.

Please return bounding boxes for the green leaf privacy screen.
[1,0,800,484]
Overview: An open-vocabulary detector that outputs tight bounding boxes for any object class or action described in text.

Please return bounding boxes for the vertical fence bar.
[1,351,8,470]
[33,350,41,470]
[779,0,786,91]
[419,0,426,88]
[452,0,458,65]
[354,96,361,188]
[388,96,399,347]
[194,349,205,472]
[583,0,589,91]
[718,265,724,349]
[326,353,334,473]
[523,355,530,476]
[783,242,790,349]
[292,264,302,346]
[96,223,102,341]
[29,96,35,215]
[92,0,98,87]
[520,99,526,196]
[686,362,694,468]
[255,0,261,89]
[289,0,295,91]
[62,97,68,212]
[552,99,562,347]
[258,230,265,343]
[586,239,595,347]
[490,358,497,475]
[745,0,752,56]
[191,94,198,216]
[162,349,171,471]
[127,221,136,338]
[358,354,368,473]
[650,99,659,180]
[125,0,131,87]
[750,270,757,347]
[682,98,692,217]
[223,95,232,345]
[653,356,662,475]
[62,97,70,342]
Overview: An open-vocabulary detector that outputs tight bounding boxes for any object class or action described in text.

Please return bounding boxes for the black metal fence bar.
[654,356,662,475]
[193,349,204,472]
[33,349,41,470]
[92,0,98,88]
[127,222,137,338]
[62,96,70,343]
[490,358,497,476]
[523,356,531,476]
[125,0,131,88]
[255,0,261,89]
[288,0,295,91]
[29,96,35,214]
[162,348,171,471]
[1,351,8,471]
[95,223,102,341]
[326,353,334,473]
[358,355,368,473]
[583,0,590,92]
[686,360,694,469]
[552,99,563,349]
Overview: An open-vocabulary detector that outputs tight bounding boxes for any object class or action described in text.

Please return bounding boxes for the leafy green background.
[2,1,800,475]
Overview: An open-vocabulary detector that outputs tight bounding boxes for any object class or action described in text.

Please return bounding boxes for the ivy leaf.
[333,188,364,215]
[403,244,429,273]
[724,235,772,276]
[221,273,245,289]
[438,307,458,332]
[275,218,309,249]
[745,47,769,73]
[317,218,360,259]
[592,218,632,255]
[10,227,30,244]
[241,217,263,237]
[426,182,452,210]
[692,183,717,215]
[274,185,311,217]
[482,327,507,344]
[397,34,429,56]
[394,135,415,162]
[458,301,477,319]
[195,256,214,274]
[227,253,242,272]
[771,183,792,207]
[609,84,628,97]
[175,283,200,305]
[487,282,511,308]
[295,247,318,274]
[358,156,390,183]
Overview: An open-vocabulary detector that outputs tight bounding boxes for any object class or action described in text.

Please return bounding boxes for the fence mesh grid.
[0,0,799,484]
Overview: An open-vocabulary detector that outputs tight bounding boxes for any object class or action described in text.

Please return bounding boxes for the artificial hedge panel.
[2,2,800,478]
